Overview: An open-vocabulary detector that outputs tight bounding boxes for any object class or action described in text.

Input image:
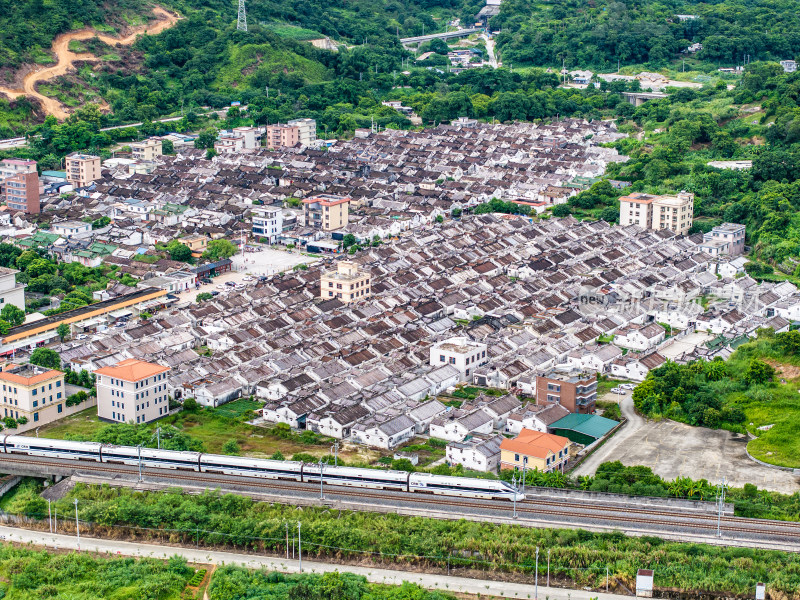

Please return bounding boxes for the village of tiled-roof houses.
[0,117,791,473]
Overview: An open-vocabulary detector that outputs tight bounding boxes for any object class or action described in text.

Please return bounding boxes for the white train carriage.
[100,445,201,470]
[199,455,303,481]
[303,464,410,491]
[409,472,524,501]
[2,435,102,461]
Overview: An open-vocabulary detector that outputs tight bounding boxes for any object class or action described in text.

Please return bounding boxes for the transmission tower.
[237,0,247,32]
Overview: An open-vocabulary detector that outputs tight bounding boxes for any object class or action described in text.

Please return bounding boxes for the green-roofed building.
[18,232,61,249]
[549,413,619,446]
[71,241,117,267]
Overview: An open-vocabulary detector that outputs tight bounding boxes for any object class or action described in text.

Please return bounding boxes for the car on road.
[201,277,213,284]
[609,387,626,394]
[225,281,237,287]
[619,383,636,390]
[76,334,88,340]
[216,284,226,289]
[210,291,220,296]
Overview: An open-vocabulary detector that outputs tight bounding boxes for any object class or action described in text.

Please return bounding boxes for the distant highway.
[400,28,481,45]
[3,452,800,551]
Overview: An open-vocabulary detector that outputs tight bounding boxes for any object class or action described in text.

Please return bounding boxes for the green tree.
[202,239,238,262]
[552,204,571,217]
[57,322,70,341]
[167,240,193,262]
[342,233,357,248]
[745,359,775,386]
[222,439,241,455]
[30,348,61,370]
[196,292,213,303]
[92,216,111,229]
[194,128,218,149]
[0,304,25,327]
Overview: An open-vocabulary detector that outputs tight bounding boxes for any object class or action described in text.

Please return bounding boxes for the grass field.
[744,376,800,467]
[209,398,261,419]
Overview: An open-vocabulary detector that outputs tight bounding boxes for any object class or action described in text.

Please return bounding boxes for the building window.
[514,453,519,462]
[58,404,62,413]
[33,412,39,422]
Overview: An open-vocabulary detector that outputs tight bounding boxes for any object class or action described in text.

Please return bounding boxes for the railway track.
[4,455,800,544]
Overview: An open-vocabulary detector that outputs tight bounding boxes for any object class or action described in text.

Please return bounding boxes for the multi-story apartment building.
[619,191,694,235]
[781,60,797,73]
[0,266,25,311]
[302,194,350,231]
[429,336,488,381]
[535,371,597,414]
[320,260,371,303]
[0,364,66,427]
[0,159,37,188]
[95,358,171,424]
[65,153,101,188]
[215,127,259,153]
[265,124,300,148]
[252,206,284,243]
[287,118,317,146]
[700,222,746,257]
[5,171,40,214]
[130,139,163,161]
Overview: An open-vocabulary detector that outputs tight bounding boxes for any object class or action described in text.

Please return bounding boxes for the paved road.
[482,34,498,68]
[400,28,481,45]
[0,525,632,600]
[573,392,642,477]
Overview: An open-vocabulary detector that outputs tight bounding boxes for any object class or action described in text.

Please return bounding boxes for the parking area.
[576,393,800,493]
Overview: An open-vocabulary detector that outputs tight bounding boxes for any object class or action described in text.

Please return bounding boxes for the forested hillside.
[493,0,800,69]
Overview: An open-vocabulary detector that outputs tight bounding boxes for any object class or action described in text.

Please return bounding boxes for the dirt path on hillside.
[0,7,180,120]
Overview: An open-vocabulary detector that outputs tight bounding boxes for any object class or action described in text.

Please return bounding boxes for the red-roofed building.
[94,359,170,424]
[0,363,66,431]
[499,428,571,472]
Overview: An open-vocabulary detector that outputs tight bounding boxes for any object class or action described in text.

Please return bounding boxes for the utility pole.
[285,523,289,559]
[74,498,80,550]
[48,499,52,533]
[237,0,248,32]
[716,476,727,537]
[137,444,143,482]
[535,546,539,600]
[331,440,339,466]
[511,473,518,518]
[156,427,161,450]
[297,522,302,572]
[547,549,551,587]
[319,458,325,500]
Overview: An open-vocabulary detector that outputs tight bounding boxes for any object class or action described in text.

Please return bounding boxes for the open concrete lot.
[232,246,319,276]
[575,395,800,494]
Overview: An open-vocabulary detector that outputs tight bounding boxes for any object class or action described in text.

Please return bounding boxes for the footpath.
[0,524,634,600]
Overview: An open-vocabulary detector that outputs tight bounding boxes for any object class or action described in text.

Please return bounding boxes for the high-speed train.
[0,435,524,501]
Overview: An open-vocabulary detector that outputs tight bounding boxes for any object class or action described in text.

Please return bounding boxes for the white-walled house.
[350,414,416,449]
[429,409,494,442]
[429,337,488,381]
[505,403,570,434]
[613,323,665,351]
[446,434,503,473]
[311,404,370,439]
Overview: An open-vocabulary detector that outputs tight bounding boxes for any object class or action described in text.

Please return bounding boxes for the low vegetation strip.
[0,544,194,599]
[3,482,800,596]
